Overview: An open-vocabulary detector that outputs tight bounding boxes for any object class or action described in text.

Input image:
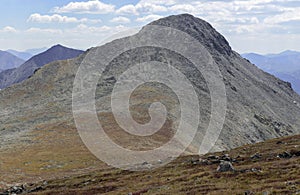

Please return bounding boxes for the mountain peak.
[0,45,84,89]
[38,44,83,58]
[49,44,67,50]
[279,50,299,56]
[148,14,232,56]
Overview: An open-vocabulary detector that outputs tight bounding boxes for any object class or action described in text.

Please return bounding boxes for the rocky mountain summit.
[0,14,300,186]
[0,44,83,89]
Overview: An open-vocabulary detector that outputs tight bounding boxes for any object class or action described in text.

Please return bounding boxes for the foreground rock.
[217,161,235,172]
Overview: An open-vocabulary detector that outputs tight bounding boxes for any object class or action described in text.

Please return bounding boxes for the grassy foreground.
[1,134,299,194]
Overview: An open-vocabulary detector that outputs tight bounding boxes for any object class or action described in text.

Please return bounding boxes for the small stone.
[251,153,262,159]
[277,151,292,158]
[199,158,209,165]
[285,181,296,186]
[290,149,300,157]
[221,154,231,161]
[217,161,235,172]
[244,190,254,195]
[191,158,200,165]
[207,155,219,160]
[251,168,261,172]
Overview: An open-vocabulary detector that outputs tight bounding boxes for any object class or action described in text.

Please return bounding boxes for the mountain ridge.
[0,50,25,71]
[0,44,83,89]
[6,49,33,61]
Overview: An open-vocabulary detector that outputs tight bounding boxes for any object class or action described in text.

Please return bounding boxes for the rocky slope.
[0,44,83,89]
[0,14,300,186]
[0,50,24,70]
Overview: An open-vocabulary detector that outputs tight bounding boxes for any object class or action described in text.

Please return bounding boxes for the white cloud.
[26,27,63,34]
[52,0,115,14]
[69,24,130,34]
[110,16,131,24]
[28,13,77,23]
[3,0,300,53]
[136,14,163,22]
[116,5,139,15]
[136,3,168,13]
[264,8,300,24]
[139,0,176,6]
[169,4,197,13]
[27,13,101,24]
[116,1,168,15]
[0,26,17,33]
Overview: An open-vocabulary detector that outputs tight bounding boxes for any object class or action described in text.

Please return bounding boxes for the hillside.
[0,50,24,70]
[1,134,299,194]
[0,44,83,89]
[0,14,300,191]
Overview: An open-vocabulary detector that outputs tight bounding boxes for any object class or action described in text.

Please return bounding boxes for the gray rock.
[220,154,232,161]
[217,161,235,172]
[251,153,262,160]
[277,151,292,158]
[244,190,254,195]
[207,155,219,160]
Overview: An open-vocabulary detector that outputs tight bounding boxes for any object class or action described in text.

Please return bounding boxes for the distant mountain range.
[0,50,25,71]
[25,47,48,56]
[5,47,48,61]
[242,50,300,94]
[0,44,83,89]
[6,49,33,61]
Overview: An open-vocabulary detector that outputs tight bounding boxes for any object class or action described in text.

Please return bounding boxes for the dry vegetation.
[1,132,299,194]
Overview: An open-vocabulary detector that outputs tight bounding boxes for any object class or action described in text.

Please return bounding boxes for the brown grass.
[1,134,299,194]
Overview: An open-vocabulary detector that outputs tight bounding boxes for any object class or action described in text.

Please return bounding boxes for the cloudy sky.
[1,0,300,54]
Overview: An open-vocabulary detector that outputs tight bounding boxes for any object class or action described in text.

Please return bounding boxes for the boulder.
[217,161,235,172]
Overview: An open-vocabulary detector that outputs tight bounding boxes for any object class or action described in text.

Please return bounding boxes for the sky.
[0,0,300,54]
